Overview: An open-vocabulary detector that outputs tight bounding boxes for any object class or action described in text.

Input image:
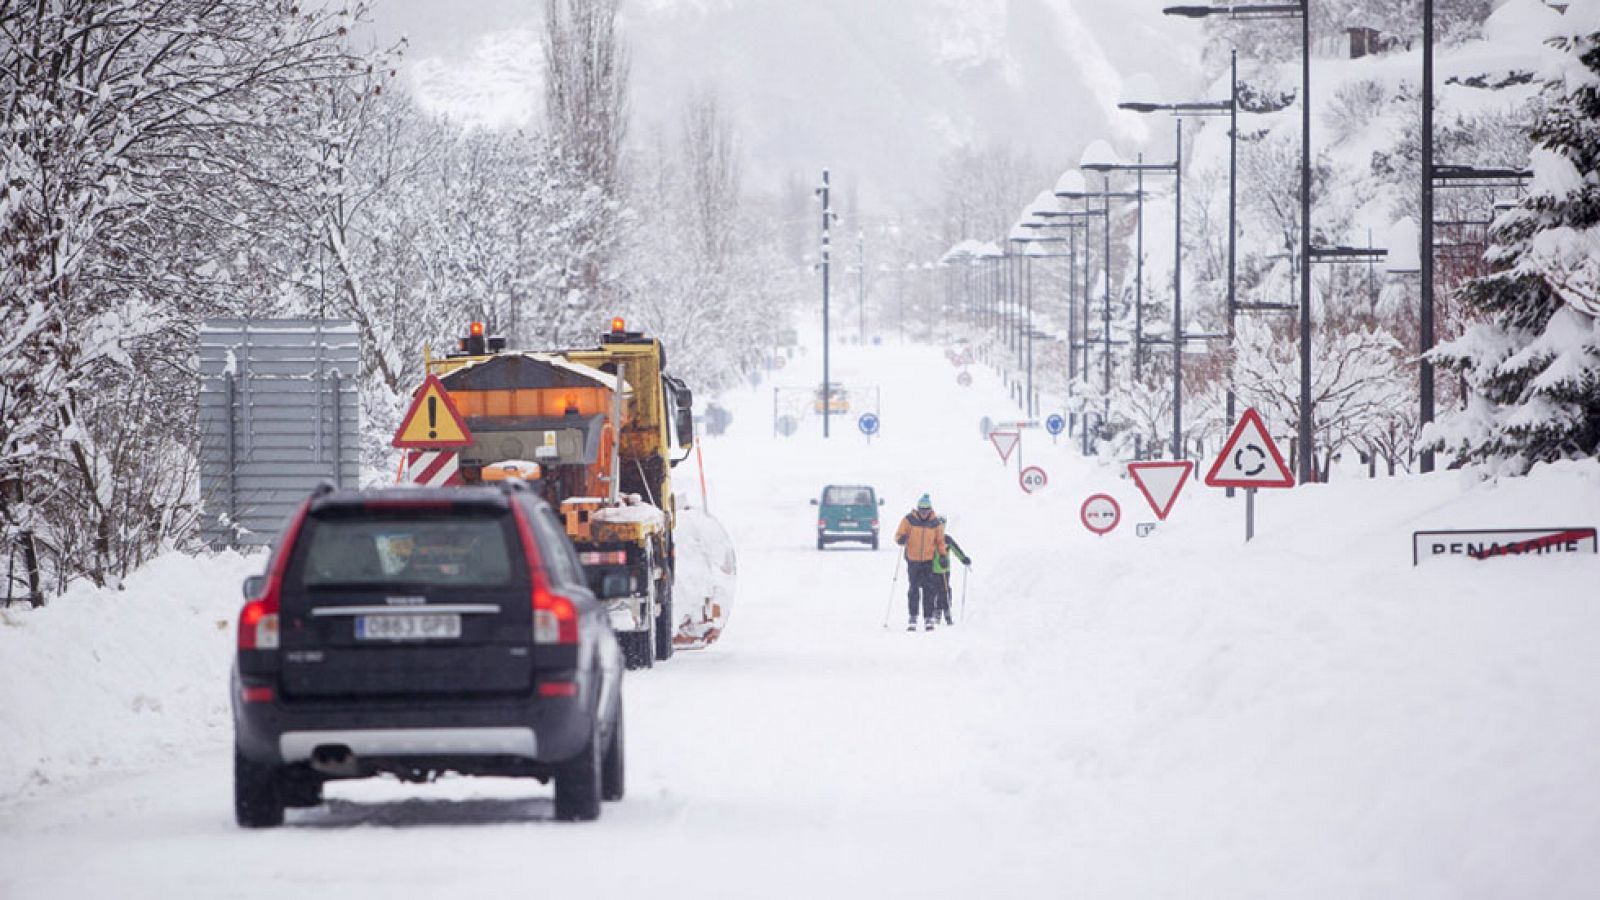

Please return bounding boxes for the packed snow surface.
[3,339,1600,898]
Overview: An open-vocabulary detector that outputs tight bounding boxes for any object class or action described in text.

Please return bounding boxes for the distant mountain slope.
[400,0,1206,210]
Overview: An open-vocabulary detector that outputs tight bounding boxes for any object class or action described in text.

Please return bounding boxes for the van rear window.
[823,486,873,506]
[291,516,517,589]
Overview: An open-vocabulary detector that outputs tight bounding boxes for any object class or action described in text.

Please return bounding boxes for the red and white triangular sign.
[1204,409,1295,489]
[393,374,474,449]
[1128,460,1194,520]
[990,430,1019,464]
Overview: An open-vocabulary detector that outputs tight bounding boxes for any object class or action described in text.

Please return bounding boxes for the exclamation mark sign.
[427,396,438,439]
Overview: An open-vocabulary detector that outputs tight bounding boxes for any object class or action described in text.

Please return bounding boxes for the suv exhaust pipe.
[310,744,357,776]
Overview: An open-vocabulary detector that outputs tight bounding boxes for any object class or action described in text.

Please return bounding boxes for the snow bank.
[0,551,263,801]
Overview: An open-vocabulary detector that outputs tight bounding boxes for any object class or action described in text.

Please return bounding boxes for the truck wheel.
[554,721,603,821]
[601,697,625,802]
[234,745,285,828]
[653,580,674,662]
[620,630,653,670]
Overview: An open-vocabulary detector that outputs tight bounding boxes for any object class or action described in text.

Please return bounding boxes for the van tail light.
[817,519,826,529]
[534,588,579,645]
[871,519,879,528]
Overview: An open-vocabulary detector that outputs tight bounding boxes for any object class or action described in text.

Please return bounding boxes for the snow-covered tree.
[1427,4,1600,473]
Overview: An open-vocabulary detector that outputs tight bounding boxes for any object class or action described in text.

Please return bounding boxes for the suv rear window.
[823,486,873,506]
[291,514,519,589]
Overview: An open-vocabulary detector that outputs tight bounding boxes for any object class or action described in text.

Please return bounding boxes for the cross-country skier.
[894,494,946,631]
[931,530,971,625]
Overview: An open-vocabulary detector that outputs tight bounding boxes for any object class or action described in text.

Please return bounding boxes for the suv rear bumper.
[232,668,598,769]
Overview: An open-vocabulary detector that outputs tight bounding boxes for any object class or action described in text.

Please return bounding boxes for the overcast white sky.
[359,1,1205,212]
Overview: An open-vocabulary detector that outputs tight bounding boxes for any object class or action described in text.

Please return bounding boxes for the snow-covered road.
[4,339,1600,899]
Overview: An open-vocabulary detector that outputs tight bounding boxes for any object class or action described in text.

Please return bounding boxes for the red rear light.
[238,599,279,650]
[538,681,578,698]
[237,498,310,652]
[818,519,826,528]
[534,588,579,645]
[240,685,275,704]
[871,519,879,528]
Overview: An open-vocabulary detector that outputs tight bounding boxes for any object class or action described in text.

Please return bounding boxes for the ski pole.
[959,565,969,623]
[881,553,902,629]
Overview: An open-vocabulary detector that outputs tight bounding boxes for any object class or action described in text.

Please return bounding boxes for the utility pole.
[817,169,835,438]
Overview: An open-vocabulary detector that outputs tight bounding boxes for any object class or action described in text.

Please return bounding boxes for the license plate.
[838,521,857,528]
[355,613,461,641]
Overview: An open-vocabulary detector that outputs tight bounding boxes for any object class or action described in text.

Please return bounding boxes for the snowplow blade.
[672,508,736,650]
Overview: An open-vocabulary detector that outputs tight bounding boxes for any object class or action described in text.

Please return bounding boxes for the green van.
[811,484,883,550]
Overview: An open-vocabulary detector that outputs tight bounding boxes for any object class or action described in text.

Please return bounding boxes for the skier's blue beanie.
[917,493,931,509]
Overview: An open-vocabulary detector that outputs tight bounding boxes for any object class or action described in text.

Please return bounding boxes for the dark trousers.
[906,561,938,619]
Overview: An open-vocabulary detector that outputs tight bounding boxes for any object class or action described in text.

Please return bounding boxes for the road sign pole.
[1246,488,1256,542]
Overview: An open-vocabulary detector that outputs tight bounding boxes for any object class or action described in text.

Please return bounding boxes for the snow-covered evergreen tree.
[1428,2,1600,474]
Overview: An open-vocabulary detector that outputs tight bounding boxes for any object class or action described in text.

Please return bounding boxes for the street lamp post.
[1167,1,1309,479]
[1085,125,1183,458]
[1120,51,1239,455]
[815,168,837,439]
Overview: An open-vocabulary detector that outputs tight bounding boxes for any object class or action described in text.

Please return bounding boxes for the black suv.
[231,483,624,826]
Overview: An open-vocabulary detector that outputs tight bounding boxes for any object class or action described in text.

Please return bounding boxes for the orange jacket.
[894,510,946,562]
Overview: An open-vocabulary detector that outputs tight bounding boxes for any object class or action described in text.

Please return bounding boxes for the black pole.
[819,168,832,439]
[858,230,866,343]
[1102,182,1112,416]
[1135,157,1146,379]
[1420,0,1437,473]
[1298,1,1314,483]
[1173,119,1185,461]
[1068,227,1078,436]
[1226,49,1239,495]
[1026,255,1035,416]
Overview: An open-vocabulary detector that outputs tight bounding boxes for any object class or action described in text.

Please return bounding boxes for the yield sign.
[393,375,473,448]
[1204,408,1294,489]
[1128,460,1194,520]
[989,430,1019,464]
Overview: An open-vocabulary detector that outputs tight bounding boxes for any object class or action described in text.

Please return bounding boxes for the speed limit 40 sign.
[1019,466,1048,494]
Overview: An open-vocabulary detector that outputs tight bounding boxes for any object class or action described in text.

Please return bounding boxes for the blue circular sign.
[1045,414,1066,436]
[857,413,880,436]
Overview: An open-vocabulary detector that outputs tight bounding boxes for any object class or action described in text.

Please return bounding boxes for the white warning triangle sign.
[990,430,1019,464]
[1128,460,1194,520]
[1204,408,1295,489]
[393,375,474,449]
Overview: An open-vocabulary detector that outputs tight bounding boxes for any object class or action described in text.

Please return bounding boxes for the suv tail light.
[817,519,826,529]
[534,589,578,645]
[237,498,310,652]
[508,498,573,645]
[239,596,279,650]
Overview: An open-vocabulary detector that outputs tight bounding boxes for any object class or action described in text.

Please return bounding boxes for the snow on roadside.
[0,551,263,801]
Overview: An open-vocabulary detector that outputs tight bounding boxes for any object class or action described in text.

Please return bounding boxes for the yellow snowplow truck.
[422,319,696,670]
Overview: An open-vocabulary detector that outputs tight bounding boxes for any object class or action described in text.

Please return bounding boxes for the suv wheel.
[234,745,285,828]
[601,698,625,802]
[554,720,604,821]
[871,533,879,551]
[816,532,826,551]
[653,580,674,662]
